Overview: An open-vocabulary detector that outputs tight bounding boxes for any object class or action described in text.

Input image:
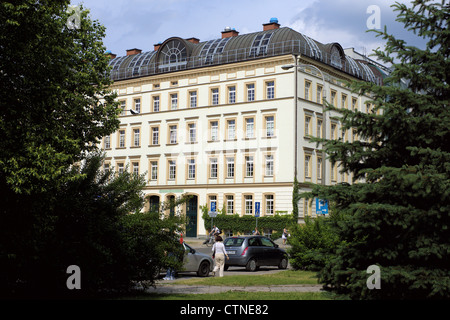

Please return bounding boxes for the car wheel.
[278,257,288,269]
[246,258,257,272]
[197,261,210,277]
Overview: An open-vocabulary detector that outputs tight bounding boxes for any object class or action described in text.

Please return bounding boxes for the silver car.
[157,242,214,278]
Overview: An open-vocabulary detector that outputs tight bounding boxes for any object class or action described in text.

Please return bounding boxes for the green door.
[186,196,197,237]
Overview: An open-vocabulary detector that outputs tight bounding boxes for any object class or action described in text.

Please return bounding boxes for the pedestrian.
[212,235,229,277]
[282,227,288,245]
[253,227,260,235]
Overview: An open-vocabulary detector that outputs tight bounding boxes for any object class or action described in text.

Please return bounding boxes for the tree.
[302,0,450,299]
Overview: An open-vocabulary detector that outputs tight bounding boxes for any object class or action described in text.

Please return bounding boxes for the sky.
[72,0,427,61]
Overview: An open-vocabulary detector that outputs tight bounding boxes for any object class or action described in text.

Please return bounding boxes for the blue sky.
[73,0,427,60]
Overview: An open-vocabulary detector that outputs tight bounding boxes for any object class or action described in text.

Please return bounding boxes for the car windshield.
[224,238,244,247]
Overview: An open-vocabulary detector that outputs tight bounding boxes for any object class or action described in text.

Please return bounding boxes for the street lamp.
[282,59,328,186]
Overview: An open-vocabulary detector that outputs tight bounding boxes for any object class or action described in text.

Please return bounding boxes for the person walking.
[212,235,229,277]
[282,227,288,245]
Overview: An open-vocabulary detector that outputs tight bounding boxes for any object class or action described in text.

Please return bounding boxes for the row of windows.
[103,114,276,149]
[104,153,276,182]
[119,81,275,115]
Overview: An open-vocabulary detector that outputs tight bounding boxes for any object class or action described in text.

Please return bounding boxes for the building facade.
[101,18,385,237]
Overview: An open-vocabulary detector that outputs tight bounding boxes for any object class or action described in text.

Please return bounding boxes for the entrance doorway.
[186,196,198,237]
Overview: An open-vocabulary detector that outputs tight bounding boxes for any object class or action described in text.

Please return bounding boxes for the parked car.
[223,235,288,271]
[156,242,214,278]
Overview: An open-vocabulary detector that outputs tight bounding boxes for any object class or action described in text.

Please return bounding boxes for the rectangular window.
[171,93,178,110]
[305,155,311,178]
[266,81,274,99]
[341,94,347,109]
[352,97,357,111]
[153,96,160,112]
[117,163,124,174]
[226,195,234,214]
[210,121,219,141]
[132,162,139,175]
[188,123,196,142]
[134,98,141,113]
[245,195,253,215]
[305,116,311,136]
[265,195,274,215]
[169,160,176,180]
[150,161,158,180]
[305,81,311,100]
[247,83,255,101]
[316,85,323,104]
[120,101,126,116]
[245,156,254,177]
[189,91,197,108]
[104,136,111,149]
[265,116,274,137]
[226,157,234,178]
[227,119,235,140]
[331,123,337,140]
[188,159,196,179]
[245,118,254,138]
[211,88,219,105]
[133,128,140,147]
[317,156,322,180]
[316,119,323,138]
[119,129,125,148]
[265,155,274,176]
[228,86,236,104]
[169,125,177,144]
[152,127,159,145]
[210,158,218,178]
[331,90,337,107]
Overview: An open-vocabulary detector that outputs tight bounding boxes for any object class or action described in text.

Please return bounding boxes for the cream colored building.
[101,18,385,236]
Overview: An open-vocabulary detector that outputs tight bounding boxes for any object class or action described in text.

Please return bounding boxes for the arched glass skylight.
[158,40,187,71]
[345,56,361,77]
[330,46,342,69]
[109,55,128,71]
[360,63,376,82]
[302,35,322,60]
[200,37,231,64]
[249,31,274,57]
[127,51,156,76]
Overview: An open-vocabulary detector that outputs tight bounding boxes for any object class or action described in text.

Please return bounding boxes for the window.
[316,119,323,138]
[120,101,126,116]
[265,116,274,137]
[211,88,219,105]
[103,163,110,172]
[341,94,347,109]
[244,195,253,215]
[210,121,219,141]
[168,160,176,180]
[117,163,125,174]
[188,123,196,142]
[317,156,322,180]
[227,119,236,140]
[245,156,254,177]
[305,154,311,178]
[153,96,160,112]
[331,123,337,140]
[210,158,218,178]
[265,155,274,176]
[170,93,178,110]
[150,161,158,180]
[316,85,323,103]
[226,195,234,214]
[151,127,159,145]
[266,81,274,99]
[305,81,311,100]
[189,91,197,108]
[133,128,140,147]
[134,98,141,113]
[352,97,357,111]
[265,195,274,215]
[247,83,255,102]
[331,90,337,107]
[226,157,234,178]
[245,117,254,138]
[305,116,312,136]
[228,86,236,104]
[118,129,125,148]
[104,136,111,149]
[169,125,177,144]
[188,159,195,179]
[132,162,139,175]
[249,32,273,56]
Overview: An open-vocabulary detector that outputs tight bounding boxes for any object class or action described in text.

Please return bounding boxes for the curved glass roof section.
[108,27,382,85]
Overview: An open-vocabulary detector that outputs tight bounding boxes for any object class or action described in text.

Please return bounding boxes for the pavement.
[144,236,324,295]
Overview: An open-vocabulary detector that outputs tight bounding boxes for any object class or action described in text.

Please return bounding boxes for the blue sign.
[211,202,216,212]
[255,202,260,217]
[316,198,329,215]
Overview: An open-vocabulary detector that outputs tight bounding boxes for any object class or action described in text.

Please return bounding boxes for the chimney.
[105,50,117,59]
[221,27,239,39]
[154,42,162,51]
[263,17,280,31]
[186,37,200,44]
[126,48,142,56]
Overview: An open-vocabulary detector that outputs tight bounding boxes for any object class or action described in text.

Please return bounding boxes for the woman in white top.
[212,236,229,277]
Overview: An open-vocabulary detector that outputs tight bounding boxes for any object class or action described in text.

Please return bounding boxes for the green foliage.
[292,177,300,219]
[288,217,341,271]
[298,0,450,299]
[201,205,294,239]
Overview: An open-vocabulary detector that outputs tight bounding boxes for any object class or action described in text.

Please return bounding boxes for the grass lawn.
[125,291,331,300]
[167,270,319,287]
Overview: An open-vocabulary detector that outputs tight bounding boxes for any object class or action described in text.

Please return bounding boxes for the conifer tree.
[303,0,450,299]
